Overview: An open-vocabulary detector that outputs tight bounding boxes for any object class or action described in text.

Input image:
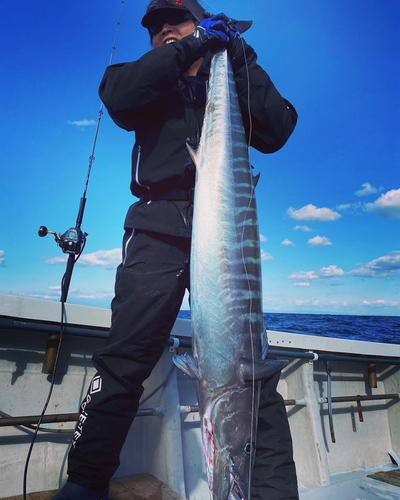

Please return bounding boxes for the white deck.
[300,466,400,499]
[0,293,399,499]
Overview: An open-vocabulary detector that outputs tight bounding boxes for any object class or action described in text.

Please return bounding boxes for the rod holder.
[325,361,336,443]
[367,363,378,388]
[42,333,61,374]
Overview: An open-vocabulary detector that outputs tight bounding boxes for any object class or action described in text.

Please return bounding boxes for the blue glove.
[193,13,240,52]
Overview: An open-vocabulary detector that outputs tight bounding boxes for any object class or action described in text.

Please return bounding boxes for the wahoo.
[173,48,287,499]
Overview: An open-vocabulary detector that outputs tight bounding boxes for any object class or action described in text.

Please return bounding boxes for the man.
[54,1,298,499]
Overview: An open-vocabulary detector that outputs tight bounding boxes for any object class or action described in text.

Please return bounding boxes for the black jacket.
[99,34,297,237]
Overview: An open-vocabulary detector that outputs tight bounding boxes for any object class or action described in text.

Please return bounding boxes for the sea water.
[178,311,400,345]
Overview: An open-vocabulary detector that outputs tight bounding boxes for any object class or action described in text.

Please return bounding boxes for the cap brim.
[141,5,191,28]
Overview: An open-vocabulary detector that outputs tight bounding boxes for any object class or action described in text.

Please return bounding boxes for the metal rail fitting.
[1,318,399,366]
[1,395,399,429]
[324,360,336,443]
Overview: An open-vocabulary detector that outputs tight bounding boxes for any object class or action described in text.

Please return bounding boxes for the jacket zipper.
[135,145,150,191]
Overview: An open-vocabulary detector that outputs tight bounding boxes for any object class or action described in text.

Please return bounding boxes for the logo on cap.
[175,0,185,5]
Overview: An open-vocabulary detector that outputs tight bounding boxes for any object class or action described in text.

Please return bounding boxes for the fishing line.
[23,301,66,500]
[239,185,257,498]
[139,363,177,407]
[237,28,256,499]
[240,36,253,149]
[199,0,217,15]
[24,3,125,499]
[83,0,125,200]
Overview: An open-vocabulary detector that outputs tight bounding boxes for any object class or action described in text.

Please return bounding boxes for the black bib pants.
[67,229,298,500]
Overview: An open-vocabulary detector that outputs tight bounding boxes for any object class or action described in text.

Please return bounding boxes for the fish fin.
[237,20,253,34]
[173,353,200,379]
[262,329,268,360]
[241,359,289,382]
[253,172,261,188]
[186,143,199,168]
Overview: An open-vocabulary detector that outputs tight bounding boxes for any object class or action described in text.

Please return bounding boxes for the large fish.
[173,48,287,499]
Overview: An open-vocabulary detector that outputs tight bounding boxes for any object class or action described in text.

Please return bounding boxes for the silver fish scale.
[170,37,292,497]
[185,48,266,500]
[191,48,263,391]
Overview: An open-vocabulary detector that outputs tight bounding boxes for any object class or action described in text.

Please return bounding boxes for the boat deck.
[3,474,187,500]
[299,466,400,499]
[1,294,399,500]
[5,468,400,500]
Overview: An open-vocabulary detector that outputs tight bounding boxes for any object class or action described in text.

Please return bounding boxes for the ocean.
[178,311,400,345]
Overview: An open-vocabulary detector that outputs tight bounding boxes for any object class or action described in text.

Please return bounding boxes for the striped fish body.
[174,48,285,499]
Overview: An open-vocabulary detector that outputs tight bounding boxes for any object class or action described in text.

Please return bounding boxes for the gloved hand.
[193,13,240,52]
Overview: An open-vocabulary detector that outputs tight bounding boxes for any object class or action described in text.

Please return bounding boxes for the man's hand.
[193,13,240,52]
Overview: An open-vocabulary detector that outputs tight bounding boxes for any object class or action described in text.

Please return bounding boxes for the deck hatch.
[367,469,400,488]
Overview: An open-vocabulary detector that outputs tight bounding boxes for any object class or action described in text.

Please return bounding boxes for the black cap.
[141,1,192,29]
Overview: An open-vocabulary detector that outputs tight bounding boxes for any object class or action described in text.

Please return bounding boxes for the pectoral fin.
[173,353,200,379]
[186,143,199,168]
[241,358,289,382]
[262,329,268,360]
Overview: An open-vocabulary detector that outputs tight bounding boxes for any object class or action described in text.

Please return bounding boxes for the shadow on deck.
[3,474,187,500]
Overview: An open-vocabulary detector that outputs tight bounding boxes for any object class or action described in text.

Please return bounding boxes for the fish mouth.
[227,459,248,500]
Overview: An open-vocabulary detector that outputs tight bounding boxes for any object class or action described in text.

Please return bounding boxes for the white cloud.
[46,255,68,265]
[72,291,114,300]
[78,249,122,269]
[67,119,97,127]
[287,204,341,222]
[355,182,383,197]
[319,265,345,277]
[288,265,345,286]
[362,299,399,307]
[30,288,112,302]
[0,250,5,267]
[294,225,313,232]
[308,236,332,247]
[282,239,295,246]
[46,248,122,269]
[294,299,320,307]
[260,234,268,242]
[350,251,400,278]
[261,250,274,261]
[288,270,319,281]
[364,188,400,219]
[336,202,363,213]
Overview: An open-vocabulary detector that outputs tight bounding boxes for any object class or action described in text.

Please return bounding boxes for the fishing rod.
[23,3,126,500]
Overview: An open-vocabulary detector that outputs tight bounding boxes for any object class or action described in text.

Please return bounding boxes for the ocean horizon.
[178,310,400,345]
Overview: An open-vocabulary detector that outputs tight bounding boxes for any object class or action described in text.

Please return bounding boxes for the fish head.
[203,387,258,499]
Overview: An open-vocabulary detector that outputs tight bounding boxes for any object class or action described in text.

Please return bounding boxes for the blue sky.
[1,0,399,316]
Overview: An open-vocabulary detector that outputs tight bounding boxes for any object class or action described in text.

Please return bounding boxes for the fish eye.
[244,442,255,454]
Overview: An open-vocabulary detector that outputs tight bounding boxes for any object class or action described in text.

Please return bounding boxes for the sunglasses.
[148,11,196,38]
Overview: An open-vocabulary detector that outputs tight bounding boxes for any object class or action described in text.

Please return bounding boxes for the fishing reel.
[38,225,88,256]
